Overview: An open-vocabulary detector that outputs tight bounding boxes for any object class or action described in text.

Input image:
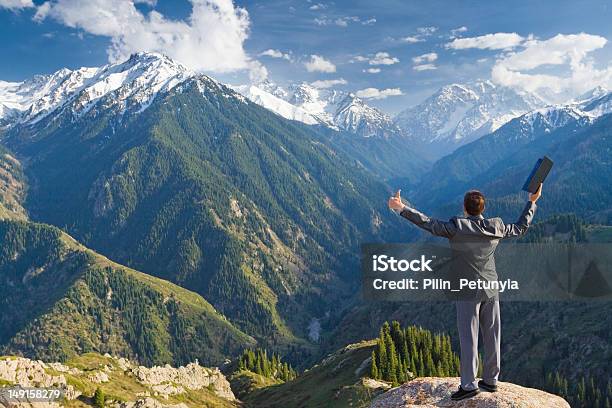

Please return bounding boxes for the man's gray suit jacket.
[400,201,537,298]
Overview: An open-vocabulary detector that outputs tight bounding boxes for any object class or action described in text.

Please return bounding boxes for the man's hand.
[529,183,543,203]
[388,190,406,212]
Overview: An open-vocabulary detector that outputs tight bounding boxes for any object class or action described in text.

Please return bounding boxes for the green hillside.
[242,322,461,408]
[2,77,411,355]
[244,340,382,408]
[0,217,255,366]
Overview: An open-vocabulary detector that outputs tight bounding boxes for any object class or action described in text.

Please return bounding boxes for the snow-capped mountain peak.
[238,80,401,138]
[393,79,546,156]
[0,52,192,126]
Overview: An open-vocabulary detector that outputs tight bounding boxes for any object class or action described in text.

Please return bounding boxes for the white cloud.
[0,0,33,10]
[447,32,524,50]
[417,26,437,36]
[314,15,363,27]
[33,0,262,77]
[304,55,336,73]
[259,49,292,61]
[491,33,612,100]
[412,53,438,71]
[363,68,380,74]
[334,16,359,27]
[495,33,606,71]
[400,36,422,43]
[134,0,156,6]
[451,26,468,36]
[393,28,436,44]
[309,3,326,10]
[355,87,403,100]
[311,78,347,88]
[350,55,369,63]
[413,63,437,71]
[412,52,437,64]
[369,52,399,65]
[248,61,268,83]
[362,18,376,25]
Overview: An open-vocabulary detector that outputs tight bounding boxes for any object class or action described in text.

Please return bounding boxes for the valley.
[0,52,610,407]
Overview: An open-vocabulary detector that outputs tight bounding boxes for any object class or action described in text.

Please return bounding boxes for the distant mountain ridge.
[393,80,546,157]
[411,87,612,220]
[238,81,403,139]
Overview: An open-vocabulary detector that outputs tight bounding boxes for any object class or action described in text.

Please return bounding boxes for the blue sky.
[1,0,611,113]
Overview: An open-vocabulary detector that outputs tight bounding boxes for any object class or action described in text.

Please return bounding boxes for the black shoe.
[450,386,479,401]
[478,380,498,392]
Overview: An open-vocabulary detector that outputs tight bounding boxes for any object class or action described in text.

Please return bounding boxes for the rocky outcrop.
[0,357,82,401]
[370,377,570,408]
[0,354,235,407]
[116,397,189,408]
[131,361,235,401]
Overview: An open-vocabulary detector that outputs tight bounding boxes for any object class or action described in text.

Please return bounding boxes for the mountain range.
[0,52,611,405]
[412,88,612,221]
[393,80,546,158]
[0,52,414,364]
[237,81,403,140]
[235,78,583,161]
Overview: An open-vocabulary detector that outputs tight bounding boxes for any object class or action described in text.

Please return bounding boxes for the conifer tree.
[93,388,105,408]
[370,350,379,379]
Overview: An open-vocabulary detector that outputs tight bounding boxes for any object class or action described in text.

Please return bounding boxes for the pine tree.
[371,350,379,379]
[378,327,388,378]
[93,388,105,408]
[578,376,586,405]
[370,322,461,383]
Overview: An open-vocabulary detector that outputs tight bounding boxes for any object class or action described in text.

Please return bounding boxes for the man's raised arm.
[502,183,542,238]
[388,190,457,239]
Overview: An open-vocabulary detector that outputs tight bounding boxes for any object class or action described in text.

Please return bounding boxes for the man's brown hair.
[464,190,485,216]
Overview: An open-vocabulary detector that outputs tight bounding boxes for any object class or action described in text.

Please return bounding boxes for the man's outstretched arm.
[503,183,542,238]
[388,190,457,239]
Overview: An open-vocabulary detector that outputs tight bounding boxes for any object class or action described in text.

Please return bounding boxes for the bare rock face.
[0,358,81,397]
[370,377,570,408]
[88,371,110,383]
[131,362,235,401]
[0,357,82,407]
[117,397,189,408]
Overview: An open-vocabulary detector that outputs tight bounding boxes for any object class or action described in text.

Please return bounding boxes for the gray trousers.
[456,298,500,391]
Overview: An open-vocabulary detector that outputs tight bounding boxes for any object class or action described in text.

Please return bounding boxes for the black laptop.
[522,156,553,193]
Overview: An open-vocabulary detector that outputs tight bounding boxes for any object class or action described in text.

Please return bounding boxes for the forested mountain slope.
[0,217,255,366]
[413,110,612,222]
[0,54,411,355]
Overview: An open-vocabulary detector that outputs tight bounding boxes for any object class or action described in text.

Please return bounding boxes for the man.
[388,185,542,401]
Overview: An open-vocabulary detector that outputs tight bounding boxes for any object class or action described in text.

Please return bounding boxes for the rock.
[0,358,81,401]
[150,383,185,399]
[88,370,110,383]
[116,357,133,371]
[47,362,81,375]
[362,377,392,391]
[117,397,189,408]
[370,377,570,408]
[0,358,64,387]
[131,362,235,401]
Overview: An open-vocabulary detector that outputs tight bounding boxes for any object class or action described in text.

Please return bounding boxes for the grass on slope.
[0,218,256,366]
[244,341,389,408]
